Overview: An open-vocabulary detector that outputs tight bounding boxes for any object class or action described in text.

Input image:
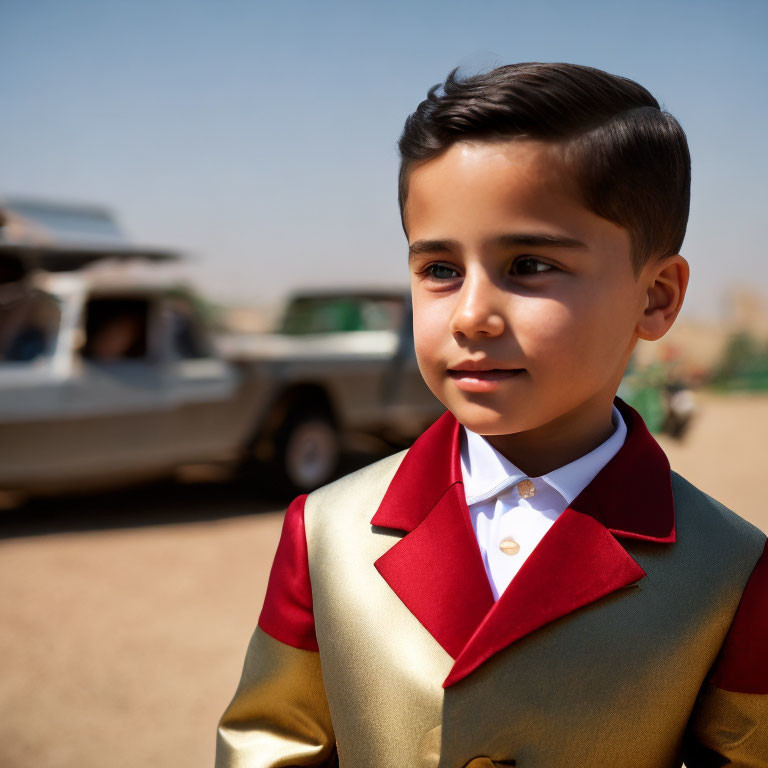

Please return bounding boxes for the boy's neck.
[484,396,618,478]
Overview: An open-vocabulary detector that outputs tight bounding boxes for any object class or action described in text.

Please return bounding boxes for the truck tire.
[273,408,340,494]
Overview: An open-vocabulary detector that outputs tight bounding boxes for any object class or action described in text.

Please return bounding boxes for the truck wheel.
[275,410,340,494]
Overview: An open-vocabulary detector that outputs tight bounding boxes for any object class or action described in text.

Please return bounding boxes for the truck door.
[159,294,240,463]
[60,294,172,481]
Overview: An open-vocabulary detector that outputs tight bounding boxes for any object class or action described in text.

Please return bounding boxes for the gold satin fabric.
[216,627,337,768]
[306,453,454,767]
[303,459,766,767]
[217,453,766,767]
[687,685,768,766]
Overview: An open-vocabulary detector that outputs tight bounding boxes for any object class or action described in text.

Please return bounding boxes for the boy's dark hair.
[398,63,691,275]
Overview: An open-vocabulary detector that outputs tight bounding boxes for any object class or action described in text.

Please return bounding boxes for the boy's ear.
[635,254,690,342]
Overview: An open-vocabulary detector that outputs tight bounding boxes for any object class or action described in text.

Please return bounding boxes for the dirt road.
[1,393,766,768]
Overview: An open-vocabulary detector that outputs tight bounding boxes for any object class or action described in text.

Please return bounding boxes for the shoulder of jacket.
[671,469,766,554]
[303,448,409,522]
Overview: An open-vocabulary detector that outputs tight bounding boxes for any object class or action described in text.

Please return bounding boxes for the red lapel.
[373,413,495,658]
[371,398,676,687]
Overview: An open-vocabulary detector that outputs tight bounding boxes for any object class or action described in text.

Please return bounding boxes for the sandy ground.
[0,392,766,768]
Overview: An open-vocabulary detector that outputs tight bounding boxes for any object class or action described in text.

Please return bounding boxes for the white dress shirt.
[460,405,627,600]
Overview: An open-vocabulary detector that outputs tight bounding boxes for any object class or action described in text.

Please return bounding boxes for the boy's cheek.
[414,340,442,384]
[412,311,449,363]
[413,339,449,401]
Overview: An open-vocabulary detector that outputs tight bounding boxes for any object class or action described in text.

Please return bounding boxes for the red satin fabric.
[710,538,768,694]
[444,507,646,687]
[258,494,319,652]
[370,409,459,532]
[375,483,495,659]
[371,397,674,686]
[574,398,675,543]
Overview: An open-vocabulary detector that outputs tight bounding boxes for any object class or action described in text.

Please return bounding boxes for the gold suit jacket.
[216,399,768,767]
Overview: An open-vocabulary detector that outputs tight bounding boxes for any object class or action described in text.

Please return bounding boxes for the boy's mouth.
[448,368,524,377]
[446,367,525,392]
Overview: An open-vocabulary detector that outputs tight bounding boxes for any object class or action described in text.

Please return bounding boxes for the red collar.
[371,397,675,543]
[370,397,675,687]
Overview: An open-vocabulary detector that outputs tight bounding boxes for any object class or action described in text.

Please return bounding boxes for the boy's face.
[405,139,663,439]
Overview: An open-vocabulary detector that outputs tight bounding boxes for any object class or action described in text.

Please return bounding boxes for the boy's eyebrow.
[495,233,588,249]
[408,233,587,258]
[408,239,454,257]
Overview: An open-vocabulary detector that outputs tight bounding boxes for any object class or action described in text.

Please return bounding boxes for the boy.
[216,63,767,767]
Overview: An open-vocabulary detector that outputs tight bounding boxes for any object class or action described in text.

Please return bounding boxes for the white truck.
[0,249,443,499]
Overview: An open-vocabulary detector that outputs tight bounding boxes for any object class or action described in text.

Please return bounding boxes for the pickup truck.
[0,254,444,499]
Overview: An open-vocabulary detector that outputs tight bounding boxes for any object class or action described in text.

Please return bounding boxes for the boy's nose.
[449,280,505,339]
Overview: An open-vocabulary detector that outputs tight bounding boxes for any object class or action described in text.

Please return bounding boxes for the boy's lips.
[446,366,526,393]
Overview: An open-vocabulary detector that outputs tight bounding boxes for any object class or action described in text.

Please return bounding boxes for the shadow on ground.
[0,448,391,540]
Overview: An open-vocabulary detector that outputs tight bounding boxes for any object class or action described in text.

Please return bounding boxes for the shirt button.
[499,537,520,555]
[516,478,536,498]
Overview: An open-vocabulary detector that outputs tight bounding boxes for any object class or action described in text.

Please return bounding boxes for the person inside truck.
[82,301,148,362]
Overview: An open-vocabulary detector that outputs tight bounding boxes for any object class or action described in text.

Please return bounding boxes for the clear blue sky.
[1,0,766,318]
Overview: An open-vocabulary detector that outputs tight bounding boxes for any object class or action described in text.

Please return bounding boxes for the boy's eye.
[510,256,554,276]
[424,263,460,280]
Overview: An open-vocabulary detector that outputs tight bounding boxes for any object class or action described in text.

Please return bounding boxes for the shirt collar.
[461,405,627,506]
[371,397,675,544]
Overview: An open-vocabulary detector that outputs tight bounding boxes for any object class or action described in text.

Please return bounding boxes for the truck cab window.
[165,300,210,359]
[280,296,404,335]
[0,289,61,363]
[81,298,149,362]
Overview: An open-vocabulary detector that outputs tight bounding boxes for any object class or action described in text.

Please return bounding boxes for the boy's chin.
[448,403,534,437]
